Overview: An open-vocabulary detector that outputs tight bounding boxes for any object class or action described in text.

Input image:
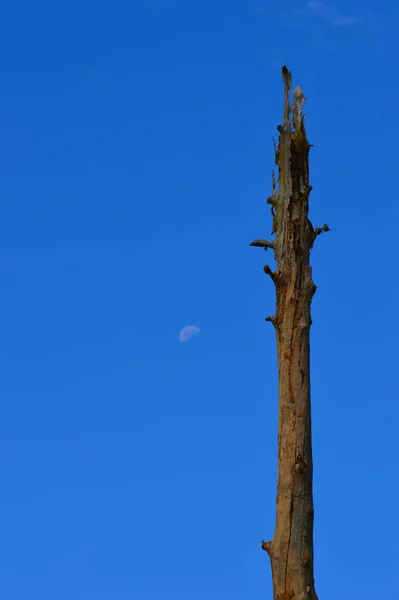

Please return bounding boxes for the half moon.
[179,325,200,343]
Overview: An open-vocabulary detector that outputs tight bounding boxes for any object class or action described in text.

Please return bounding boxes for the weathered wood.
[251,66,328,600]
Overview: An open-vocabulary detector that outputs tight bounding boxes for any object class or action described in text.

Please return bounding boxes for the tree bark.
[250,67,328,600]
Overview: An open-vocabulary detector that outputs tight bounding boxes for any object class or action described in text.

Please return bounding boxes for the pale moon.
[179,325,200,343]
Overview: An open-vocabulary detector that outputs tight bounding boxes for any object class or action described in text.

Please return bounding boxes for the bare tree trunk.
[250,67,328,600]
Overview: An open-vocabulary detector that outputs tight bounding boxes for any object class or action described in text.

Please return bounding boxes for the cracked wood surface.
[251,66,329,600]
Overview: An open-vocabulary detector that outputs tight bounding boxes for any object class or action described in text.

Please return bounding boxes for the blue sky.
[0,1,397,598]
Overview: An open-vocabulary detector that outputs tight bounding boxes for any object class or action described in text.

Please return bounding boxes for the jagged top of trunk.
[250,66,329,274]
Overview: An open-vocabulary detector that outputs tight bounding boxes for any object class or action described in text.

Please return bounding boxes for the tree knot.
[261,539,273,556]
[295,454,308,474]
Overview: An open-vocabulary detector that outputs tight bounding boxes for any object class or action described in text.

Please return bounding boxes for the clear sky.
[1,1,397,598]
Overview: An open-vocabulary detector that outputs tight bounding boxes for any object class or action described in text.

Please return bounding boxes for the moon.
[179,325,200,343]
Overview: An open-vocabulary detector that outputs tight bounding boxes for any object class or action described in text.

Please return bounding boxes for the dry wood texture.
[250,66,328,600]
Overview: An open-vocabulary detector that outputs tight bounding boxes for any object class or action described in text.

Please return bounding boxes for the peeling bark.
[251,67,328,600]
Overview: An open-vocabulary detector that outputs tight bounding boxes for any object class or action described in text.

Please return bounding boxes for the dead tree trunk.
[250,67,328,600]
